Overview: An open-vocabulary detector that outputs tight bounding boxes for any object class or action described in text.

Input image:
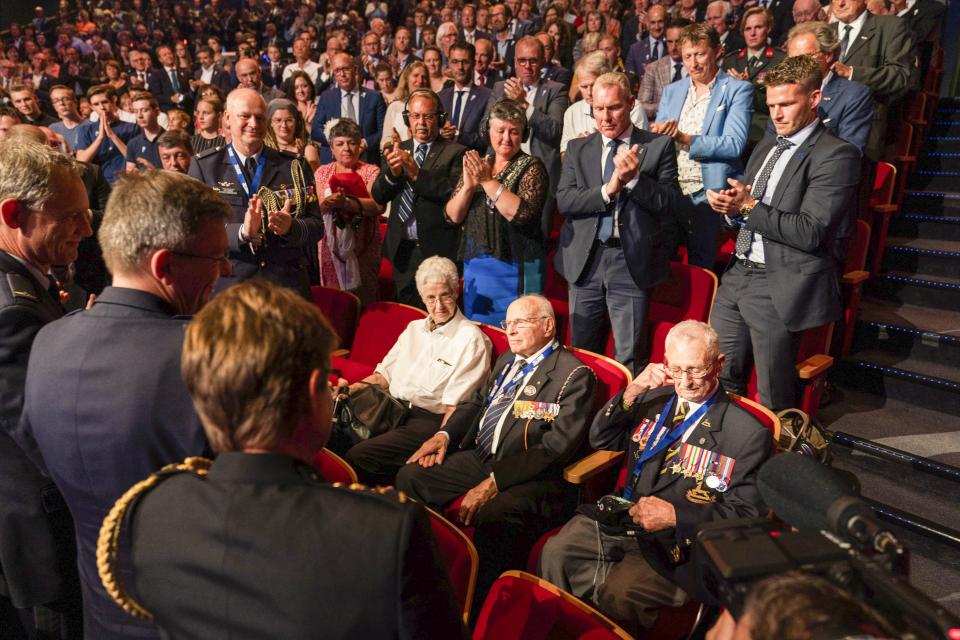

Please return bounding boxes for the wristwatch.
[738,200,756,220]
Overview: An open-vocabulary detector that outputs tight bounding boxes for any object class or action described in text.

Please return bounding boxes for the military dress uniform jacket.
[188,144,323,298]
[722,47,787,116]
[589,385,771,599]
[127,452,466,639]
[0,250,75,608]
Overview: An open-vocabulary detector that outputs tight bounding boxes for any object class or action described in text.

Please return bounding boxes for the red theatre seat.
[473,571,632,640]
[427,508,479,624]
[837,220,871,358]
[377,222,396,302]
[645,262,718,363]
[310,286,361,351]
[310,448,358,484]
[331,302,427,383]
[476,323,511,362]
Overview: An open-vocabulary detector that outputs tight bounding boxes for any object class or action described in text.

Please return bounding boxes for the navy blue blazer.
[148,67,193,111]
[19,287,207,638]
[439,83,491,153]
[310,85,387,164]
[625,36,664,79]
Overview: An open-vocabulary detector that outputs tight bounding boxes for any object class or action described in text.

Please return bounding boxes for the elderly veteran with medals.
[538,320,771,637]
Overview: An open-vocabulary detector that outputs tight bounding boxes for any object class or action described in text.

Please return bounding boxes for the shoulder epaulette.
[3,271,42,306]
[330,481,409,504]
[277,148,299,160]
[195,145,223,159]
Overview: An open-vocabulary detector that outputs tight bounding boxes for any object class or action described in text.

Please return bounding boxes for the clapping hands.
[461,150,493,189]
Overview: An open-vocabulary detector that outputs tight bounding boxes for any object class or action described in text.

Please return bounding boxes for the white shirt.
[836,9,868,78]
[200,64,215,84]
[560,98,650,154]
[375,310,493,414]
[340,87,361,121]
[450,85,472,129]
[283,59,321,83]
[897,0,917,16]
[520,81,539,154]
[488,339,559,454]
[738,118,819,263]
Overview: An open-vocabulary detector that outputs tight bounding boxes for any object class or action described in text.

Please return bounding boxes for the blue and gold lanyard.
[226,145,266,201]
[486,342,557,406]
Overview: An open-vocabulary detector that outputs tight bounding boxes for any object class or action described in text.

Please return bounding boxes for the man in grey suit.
[706,56,860,410]
[829,0,914,160]
[638,20,692,121]
[487,36,569,238]
[555,72,680,374]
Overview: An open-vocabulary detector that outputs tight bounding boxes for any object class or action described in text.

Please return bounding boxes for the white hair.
[664,320,721,360]
[415,255,460,294]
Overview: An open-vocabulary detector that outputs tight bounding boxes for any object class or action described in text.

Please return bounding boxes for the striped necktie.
[395,143,428,227]
[476,359,526,459]
[659,400,689,474]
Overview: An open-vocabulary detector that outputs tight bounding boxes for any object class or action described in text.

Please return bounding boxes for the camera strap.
[623,394,716,500]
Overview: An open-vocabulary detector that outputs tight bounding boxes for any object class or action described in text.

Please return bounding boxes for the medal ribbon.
[623,393,716,500]
[484,341,557,407]
[226,145,266,200]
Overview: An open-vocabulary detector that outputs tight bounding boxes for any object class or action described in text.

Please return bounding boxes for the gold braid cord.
[96,456,213,621]
[256,159,307,238]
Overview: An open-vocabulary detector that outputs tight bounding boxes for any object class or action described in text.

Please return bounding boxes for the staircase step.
[899,190,960,216]
[922,135,960,153]
[908,171,960,191]
[882,236,960,278]
[889,214,960,241]
[916,152,960,173]
[873,271,960,311]
[854,297,960,367]
[835,352,960,417]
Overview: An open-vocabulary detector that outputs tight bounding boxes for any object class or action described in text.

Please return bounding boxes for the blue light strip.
[882,274,960,290]
[886,245,960,258]
[852,360,960,390]
[863,321,960,346]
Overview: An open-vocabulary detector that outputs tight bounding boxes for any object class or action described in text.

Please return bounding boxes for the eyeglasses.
[332,66,355,75]
[500,316,547,330]
[170,250,231,266]
[516,57,541,67]
[665,364,714,380]
[408,112,439,122]
[422,293,455,306]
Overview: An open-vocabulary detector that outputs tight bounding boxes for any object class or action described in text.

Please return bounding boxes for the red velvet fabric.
[428,511,476,621]
[348,302,428,367]
[310,449,356,484]
[310,286,360,351]
[477,324,510,363]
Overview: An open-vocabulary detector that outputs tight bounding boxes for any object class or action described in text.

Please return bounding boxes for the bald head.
[646,4,667,38]
[331,52,358,91]
[225,88,267,155]
[235,57,262,89]
[792,0,824,22]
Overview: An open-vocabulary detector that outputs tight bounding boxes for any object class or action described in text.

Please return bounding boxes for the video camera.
[691,454,960,639]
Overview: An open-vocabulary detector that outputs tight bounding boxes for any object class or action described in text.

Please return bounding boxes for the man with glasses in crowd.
[399,294,596,613]
[48,84,87,151]
[372,89,465,307]
[18,170,229,640]
[539,320,771,637]
[312,52,386,164]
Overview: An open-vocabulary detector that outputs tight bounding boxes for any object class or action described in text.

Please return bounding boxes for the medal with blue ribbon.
[485,341,557,408]
[226,145,266,201]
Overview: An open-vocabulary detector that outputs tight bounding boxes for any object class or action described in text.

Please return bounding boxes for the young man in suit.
[311,52,386,164]
[371,90,466,307]
[151,45,192,113]
[539,320,771,637]
[786,21,874,155]
[398,294,596,611]
[0,140,91,639]
[638,19,692,121]
[652,23,753,270]
[439,42,492,153]
[486,36,569,238]
[536,32,573,90]
[625,5,668,79]
[555,72,680,375]
[18,170,228,640]
[460,4,493,44]
[193,46,234,94]
[706,55,861,410]
[188,88,322,299]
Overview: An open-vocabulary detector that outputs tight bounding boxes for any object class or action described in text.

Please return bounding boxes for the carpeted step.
[853,318,960,370]
[834,352,960,417]
[899,190,960,216]
[882,236,960,278]
[889,214,960,242]
[915,151,960,173]
[908,170,960,191]
[873,271,960,311]
[921,135,960,153]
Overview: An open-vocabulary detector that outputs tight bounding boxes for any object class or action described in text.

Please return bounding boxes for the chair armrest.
[895,155,916,164]
[331,348,350,358]
[870,204,899,215]
[563,450,625,484]
[796,354,834,380]
[842,270,870,286]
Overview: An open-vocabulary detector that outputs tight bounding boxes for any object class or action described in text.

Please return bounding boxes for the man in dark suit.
[489,4,518,78]
[539,320,771,636]
[755,0,796,43]
[18,171,226,640]
[626,5,668,78]
[487,36,569,238]
[392,27,422,73]
[372,90,465,307]
[475,38,504,89]
[0,140,91,638]
[150,45,192,112]
[897,0,945,74]
[439,42,492,153]
[621,0,651,52]
[193,46,234,94]
[830,0,914,160]
[102,280,465,639]
[706,55,860,410]
[398,294,596,609]
[556,72,680,374]
[311,52,386,165]
[460,4,494,44]
[785,21,873,155]
[707,1,747,54]
[189,88,322,299]
[261,44,286,89]
[536,32,573,89]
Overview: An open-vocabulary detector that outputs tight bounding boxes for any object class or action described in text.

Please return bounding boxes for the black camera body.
[594,495,645,537]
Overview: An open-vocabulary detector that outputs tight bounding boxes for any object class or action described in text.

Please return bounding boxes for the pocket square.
[716,104,726,111]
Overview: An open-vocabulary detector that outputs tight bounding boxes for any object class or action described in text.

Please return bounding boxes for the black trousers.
[345,407,443,486]
[391,239,427,310]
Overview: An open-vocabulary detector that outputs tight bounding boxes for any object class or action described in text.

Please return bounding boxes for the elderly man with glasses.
[398,293,596,614]
[340,256,492,486]
[539,320,772,637]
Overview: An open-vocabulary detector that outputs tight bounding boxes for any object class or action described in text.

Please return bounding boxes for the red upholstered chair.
[473,570,633,640]
[427,508,479,624]
[645,263,718,363]
[310,286,361,351]
[331,302,427,382]
[866,162,898,276]
[837,220,871,358]
[377,222,396,302]
[476,323,510,362]
[310,448,359,484]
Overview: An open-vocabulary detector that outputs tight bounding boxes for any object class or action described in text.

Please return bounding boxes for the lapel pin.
[523,384,537,396]
[698,437,705,445]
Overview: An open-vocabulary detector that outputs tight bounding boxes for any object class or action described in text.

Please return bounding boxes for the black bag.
[327,382,409,456]
[776,408,832,465]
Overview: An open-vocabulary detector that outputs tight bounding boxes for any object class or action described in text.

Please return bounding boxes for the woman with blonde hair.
[191,95,225,154]
[380,60,430,150]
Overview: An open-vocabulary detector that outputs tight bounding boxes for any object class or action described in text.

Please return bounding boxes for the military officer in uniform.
[0,140,91,638]
[188,88,322,299]
[98,280,466,639]
[723,7,786,149]
[539,320,772,637]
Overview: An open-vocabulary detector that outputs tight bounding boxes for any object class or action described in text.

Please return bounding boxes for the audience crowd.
[0,0,942,637]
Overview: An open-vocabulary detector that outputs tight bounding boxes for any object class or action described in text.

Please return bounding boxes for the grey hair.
[415,255,460,294]
[437,21,459,40]
[576,51,612,78]
[0,139,80,210]
[708,0,732,18]
[514,294,556,322]
[98,170,231,274]
[664,320,721,360]
[787,21,841,58]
